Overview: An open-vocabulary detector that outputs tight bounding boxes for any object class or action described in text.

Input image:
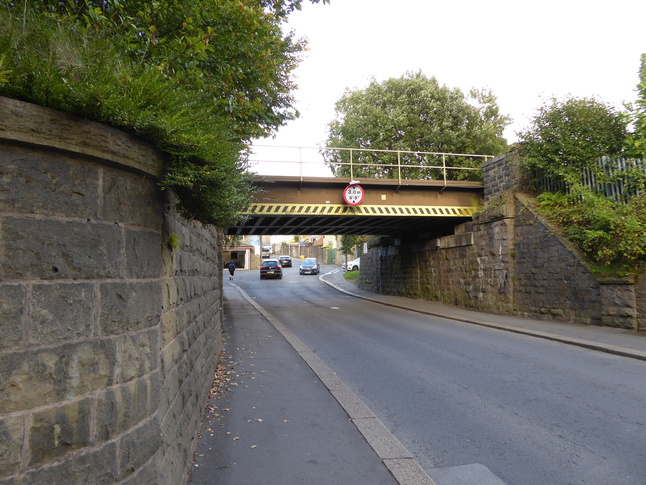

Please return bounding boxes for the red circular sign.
[343,184,364,206]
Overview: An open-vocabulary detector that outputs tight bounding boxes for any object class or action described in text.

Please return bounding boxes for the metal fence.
[539,157,646,203]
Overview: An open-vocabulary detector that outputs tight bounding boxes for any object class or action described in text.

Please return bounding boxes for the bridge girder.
[225,176,483,236]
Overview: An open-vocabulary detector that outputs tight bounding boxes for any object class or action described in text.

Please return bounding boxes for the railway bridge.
[225,146,488,237]
[225,176,484,236]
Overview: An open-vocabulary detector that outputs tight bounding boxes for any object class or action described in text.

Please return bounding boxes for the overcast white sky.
[251,0,646,175]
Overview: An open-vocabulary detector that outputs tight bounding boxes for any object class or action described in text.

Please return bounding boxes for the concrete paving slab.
[385,459,438,485]
[428,463,507,485]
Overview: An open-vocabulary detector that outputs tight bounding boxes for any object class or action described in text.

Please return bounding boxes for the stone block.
[117,329,160,383]
[0,217,123,280]
[174,307,190,336]
[160,311,179,347]
[29,398,92,466]
[125,229,162,279]
[117,417,162,480]
[95,372,159,441]
[18,442,117,485]
[161,278,179,311]
[0,415,24,476]
[119,452,160,485]
[439,232,473,249]
[160,338,183,380]
[29,283,94,345]
[160,377,184,439]
[0,284,24,349]
[0,144,99,217]
[99,281,162,335]
[0,340,116,413]
[101,169,163,228]
[601,301,637,328]
[0,97,163,178]
[158,362,179,411]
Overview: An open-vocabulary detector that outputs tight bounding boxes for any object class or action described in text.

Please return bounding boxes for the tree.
[0,0,328,226]
[322,71,509,180]
[625,53,646,159]
[517,96,628,187]
[516,94,646,275]
[340,235,367,256]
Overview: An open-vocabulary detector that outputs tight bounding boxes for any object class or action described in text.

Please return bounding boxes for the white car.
[344,258,360,271]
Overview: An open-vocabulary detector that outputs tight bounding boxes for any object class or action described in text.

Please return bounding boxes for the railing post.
[350,149,354,181]
[299,146,303,181]
[398,151,402,184]
[442,153,447,185]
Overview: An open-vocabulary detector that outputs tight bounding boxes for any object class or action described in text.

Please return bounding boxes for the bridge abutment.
[361,154,645,331]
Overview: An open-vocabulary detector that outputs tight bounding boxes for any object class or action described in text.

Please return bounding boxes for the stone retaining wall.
[361,153,644,331]
[0,97,222,484]
[637,275,646,332]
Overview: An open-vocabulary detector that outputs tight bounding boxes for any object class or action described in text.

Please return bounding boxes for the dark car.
[278,255,292,267]
[260,259,283,279]
[299,258,320,275]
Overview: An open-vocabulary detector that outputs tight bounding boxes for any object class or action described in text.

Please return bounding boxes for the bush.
[516,95,646,275]
[517,96,628,189]
[536,189,646,274]
[0,1,328,226]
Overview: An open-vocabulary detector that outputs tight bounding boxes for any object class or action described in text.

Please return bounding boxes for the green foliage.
[0,0,328,226]
[343,270,360,282]
[536,189,646,275]
[340,235,367,255]
[517,96,628,188]
[516,92,646,275]
[223,234,244,247]
[625,54,646,159]
[168,233,183,252]
[322,71,509,180]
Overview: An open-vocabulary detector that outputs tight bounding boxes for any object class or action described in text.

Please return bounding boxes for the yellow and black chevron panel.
[243,203,478,217]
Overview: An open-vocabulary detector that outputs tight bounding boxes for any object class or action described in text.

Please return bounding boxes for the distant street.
[227,265,646,485]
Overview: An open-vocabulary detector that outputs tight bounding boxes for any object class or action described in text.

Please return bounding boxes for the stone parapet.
[482,151,521,201]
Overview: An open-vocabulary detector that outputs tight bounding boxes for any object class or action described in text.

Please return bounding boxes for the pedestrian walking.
[228,260,236,280]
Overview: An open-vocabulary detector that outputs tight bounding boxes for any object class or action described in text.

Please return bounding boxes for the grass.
[343,270,360,283]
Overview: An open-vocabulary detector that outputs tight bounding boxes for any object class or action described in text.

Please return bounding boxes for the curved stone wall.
[0,97,222,484]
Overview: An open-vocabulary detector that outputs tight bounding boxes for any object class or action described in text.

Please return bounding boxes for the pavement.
[188,267,646,485]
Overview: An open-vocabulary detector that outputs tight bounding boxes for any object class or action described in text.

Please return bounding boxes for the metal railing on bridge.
[250,145,492,184]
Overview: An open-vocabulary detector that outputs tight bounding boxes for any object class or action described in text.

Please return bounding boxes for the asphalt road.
[231,264,646,485]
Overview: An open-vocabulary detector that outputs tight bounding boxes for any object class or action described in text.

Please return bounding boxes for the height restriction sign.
[343,184,364,206]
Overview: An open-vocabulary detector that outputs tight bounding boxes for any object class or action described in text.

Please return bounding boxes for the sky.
[251,0,646,176]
